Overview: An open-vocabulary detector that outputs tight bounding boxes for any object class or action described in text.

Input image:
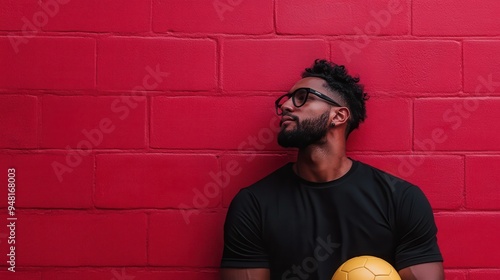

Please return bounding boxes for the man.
[220,60,444,280]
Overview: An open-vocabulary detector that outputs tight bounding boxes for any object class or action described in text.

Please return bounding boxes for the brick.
[95,154,220,209]
[221,154,290,207]
[466,156,500,210]
[222,39,329,91]
[435,213,500,268]
[8,213,147,266]
[347,97,411,151]
[277,0,409,35]
[352,155,464,210]
[413,0,500,36]
[444,270,466,280]
[470,270,500,280]
[0,272,41,279]
[0,0,39,31]
[464,41,500,93]
[42,269,218,280]
[149,211,225,267]
[98,38,216,91]
[41,0,150,32]
[41,95,146,149]
[153,0,273,34]
[0,37,95,89]
[331,40,462,93]
[0,95,37,148]
[414,98,500,151]
[0,153,93,208]
[151,96,283,150]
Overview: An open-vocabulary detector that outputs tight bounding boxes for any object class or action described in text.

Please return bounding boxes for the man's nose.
[281,97,295,114]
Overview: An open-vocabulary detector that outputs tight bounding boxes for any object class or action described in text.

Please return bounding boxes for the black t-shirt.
[221,159,443,280]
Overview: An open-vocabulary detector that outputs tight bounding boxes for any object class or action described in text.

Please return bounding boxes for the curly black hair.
[302,59,369,138]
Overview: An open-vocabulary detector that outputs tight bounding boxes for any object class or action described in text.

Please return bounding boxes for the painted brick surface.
[465,156,500,210]
[3,213,147,266]
[0,37,95,89]
[222,39,329,91]
[0,0,39,31]
[97,38,216,91]
[41,95,147,149]
[463,41,500,93]
[331,40,462,93]
[436,213,500,268]
[1,1,498,278]
[42,269,219,280]
[414,98,500,151]
[95,154,220,209]
[0,95,37,148]
[347,97,412,151]
[149,211,225,267]
[41,0,151,32]
[413,0,500,36]
[151,96,282,150]
[153,0,273,34]
[277,0,410,35]
[0,153,93,208]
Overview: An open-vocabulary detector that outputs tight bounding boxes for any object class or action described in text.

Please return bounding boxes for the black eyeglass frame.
[274,87,343,115]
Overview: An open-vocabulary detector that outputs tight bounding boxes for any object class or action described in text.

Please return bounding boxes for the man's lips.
[280,116,297,126]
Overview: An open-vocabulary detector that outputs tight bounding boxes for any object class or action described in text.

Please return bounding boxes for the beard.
[277,111,330,149]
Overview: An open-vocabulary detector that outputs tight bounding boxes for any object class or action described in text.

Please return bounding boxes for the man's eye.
[296,93,306,101]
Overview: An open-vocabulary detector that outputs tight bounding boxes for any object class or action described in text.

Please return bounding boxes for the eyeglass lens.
[276,89,309,115]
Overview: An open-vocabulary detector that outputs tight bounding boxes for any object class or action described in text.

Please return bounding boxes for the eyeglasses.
[274,87,343,115]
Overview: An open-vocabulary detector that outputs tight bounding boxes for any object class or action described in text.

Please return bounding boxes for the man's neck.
[294,143,352,183]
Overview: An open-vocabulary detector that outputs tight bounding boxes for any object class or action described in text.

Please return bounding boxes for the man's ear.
[330,107,350,127]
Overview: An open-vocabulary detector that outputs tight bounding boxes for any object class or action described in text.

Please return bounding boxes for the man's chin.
[277,142,299,149]
[277,132,328,149]
[279,122,296,132]
[277,133,303,149]
[277,133,293,148]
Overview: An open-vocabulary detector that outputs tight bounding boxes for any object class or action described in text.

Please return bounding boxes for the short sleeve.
[394,185,443,270]
[221,188,269,268]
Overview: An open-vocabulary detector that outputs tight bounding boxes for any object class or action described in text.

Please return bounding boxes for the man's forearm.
[398,262,444,280]
[220,268,270,280]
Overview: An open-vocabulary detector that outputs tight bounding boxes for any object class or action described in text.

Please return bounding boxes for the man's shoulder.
[354,159,417,193]
[240,162,293,194]
[227,162,293,210]
[354,160,433,216]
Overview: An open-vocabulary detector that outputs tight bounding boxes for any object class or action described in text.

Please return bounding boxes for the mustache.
[280,113,299,126]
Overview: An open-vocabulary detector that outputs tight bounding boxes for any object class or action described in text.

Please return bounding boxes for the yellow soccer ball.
[331,255,401,280]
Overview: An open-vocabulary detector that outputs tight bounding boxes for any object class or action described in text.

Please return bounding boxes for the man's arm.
[221,190,270,279]
[393,185,444,279]
[220,268,270,280]
[398,262,444,280]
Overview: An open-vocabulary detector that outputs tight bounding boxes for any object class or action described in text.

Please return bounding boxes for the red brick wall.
[1,0,499,279]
